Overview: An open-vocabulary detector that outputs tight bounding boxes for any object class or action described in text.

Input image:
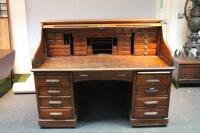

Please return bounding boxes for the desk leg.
[10,69,14,85]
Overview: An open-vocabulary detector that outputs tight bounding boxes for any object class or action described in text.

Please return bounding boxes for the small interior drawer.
[39,97,73,108]
[39,108,74,120]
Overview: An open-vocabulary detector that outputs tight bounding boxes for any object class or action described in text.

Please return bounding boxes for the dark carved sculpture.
[183,0,200,57]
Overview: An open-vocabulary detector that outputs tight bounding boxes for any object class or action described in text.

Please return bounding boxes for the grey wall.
[25,0,156,57]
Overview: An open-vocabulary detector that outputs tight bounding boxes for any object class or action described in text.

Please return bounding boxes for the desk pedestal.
[34,70,172,127]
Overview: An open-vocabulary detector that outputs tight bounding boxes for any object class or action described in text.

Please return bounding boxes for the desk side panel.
[158,28,173,66]
[32,29,47,68]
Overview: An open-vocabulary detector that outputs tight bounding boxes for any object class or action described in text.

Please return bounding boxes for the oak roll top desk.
[32,19,174,128]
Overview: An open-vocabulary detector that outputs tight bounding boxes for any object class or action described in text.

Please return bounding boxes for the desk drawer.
[136,86,169,96]
[135,108,167,119]
[136,72,171,86]
[40,108,74,120]
[39,97,73,108]
[36,76,70,87]
[38,87,71,96]
[73,71,133,82]
[180,65,200,79]
[135,97,168,107]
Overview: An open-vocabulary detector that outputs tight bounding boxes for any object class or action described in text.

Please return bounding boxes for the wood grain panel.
[36,75,70,87]
[134,108,167,119]
[33,56,173,71]
[46,33,71,57]
[135,86,169,96]
[73,36,87,56]
[180,65,200,79]
[40,108,74,120]
[134,49,157,56]
[38,86,71,96]
[39,97,73,108]
[135,97,168,107]
[134,28,158,56]
[136,73,171,86]
[117,35,131,55]
[73,71,133,82]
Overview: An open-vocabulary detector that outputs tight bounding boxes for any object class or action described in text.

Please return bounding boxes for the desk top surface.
[32,55,174,72]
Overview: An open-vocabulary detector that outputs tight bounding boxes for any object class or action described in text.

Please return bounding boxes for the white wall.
[9,0,32,74]
[25,0,157,58]
[168,0,188,54]
[156,0,188,55]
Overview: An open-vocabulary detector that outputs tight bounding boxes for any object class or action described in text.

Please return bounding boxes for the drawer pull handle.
[48,90,61,95]
[145,88,158,93]
[117,74,127,77]
[79,74,89,77]
[46,79,60,83]
[50,112,63,119]
[146,79,160,83]
[144,101,158,105]
[49,101,62,106]
[144,112,158,116]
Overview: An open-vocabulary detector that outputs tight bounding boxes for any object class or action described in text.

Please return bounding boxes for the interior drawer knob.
[144,112,158,116]
[144,101,158,105]
[46,79,60,83]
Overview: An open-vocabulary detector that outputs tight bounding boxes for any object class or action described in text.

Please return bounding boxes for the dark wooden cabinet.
[172,57,200,88]
[32,19,174,128]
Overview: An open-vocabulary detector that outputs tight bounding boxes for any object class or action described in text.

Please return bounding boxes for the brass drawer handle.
[48,101,62,106]
[144,101,158,105]
[145,88,159,93]
[49,112,63,118]
[79,74,89,77]
[46,79,60,83]
[48,90,61,95]
[117,74,127,77]
[146,79,160,83]
[144,112,158,116]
